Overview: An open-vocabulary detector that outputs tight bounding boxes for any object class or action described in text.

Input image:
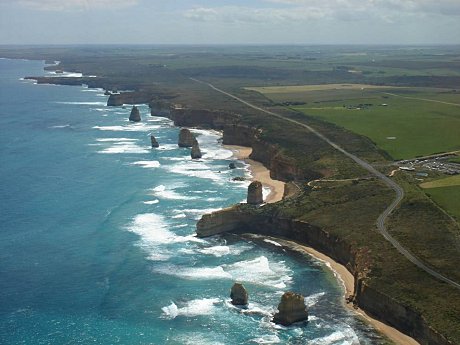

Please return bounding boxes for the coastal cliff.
[196,206,454,345]
[157,105,311,182]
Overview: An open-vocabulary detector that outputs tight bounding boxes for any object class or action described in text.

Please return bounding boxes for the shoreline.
[26,59,419,345]
[223,139,420,344]
[224,144,285,203]
[259,237,420,345]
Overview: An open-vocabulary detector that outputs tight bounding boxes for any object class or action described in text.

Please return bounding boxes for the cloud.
[12,0,138,11]
[184,6,328,24]
[184,0,460,24]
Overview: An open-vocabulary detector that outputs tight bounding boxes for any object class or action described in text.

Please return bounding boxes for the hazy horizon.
[1,0,460,45]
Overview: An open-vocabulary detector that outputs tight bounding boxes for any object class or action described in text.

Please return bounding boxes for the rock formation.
[273,292,308,326]
[178,128,196,147]
[150,135,159,148]
[129,106,141,122]
[229,162,236,169]
[191,140,202,159]
[247,181,263,205]
[230,283,248,306]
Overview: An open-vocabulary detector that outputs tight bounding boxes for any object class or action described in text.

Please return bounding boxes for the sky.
[1,0,460,45]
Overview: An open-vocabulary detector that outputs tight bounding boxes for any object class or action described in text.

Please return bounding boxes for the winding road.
[191,78,460,290]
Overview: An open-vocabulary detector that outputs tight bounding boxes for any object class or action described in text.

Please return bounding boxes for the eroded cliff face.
[196,206,453,345]
[107,92,154,106]
[149,100,172,117]
[168,108,238,129]
[158,106,311,182]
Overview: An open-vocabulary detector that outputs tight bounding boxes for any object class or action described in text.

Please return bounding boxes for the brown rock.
[129,105,141,122]
[247,181,263,205]
[178,128,196,147]
[273,292,308,326]
[191,140,202,159]
[230,283,248,305]
[150,135,159,148]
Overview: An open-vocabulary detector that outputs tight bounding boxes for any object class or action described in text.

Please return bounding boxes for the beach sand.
[225,145,285,203]
[225,143,420,344]
[273,238,420,345]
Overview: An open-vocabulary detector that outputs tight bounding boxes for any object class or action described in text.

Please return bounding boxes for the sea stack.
[178,128,196,147]
[229,162,236,169]
[230,283,248,306]
[129,105,141,122]
[247,181,263,205]
[150,135,159,148]
[191,140,202,159]
[273,292,308,326]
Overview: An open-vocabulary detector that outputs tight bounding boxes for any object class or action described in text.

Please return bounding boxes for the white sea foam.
[154,265,232,280]
[223,256,292,289]
[309,327,360,345]
[154,256,292,288]
[98,142,149,154]
[163,161,227,182]
[55,101,106,106]
[151,185,198,201]
[158,144,180,151]
[161,298,220,319]
[304,292,326,308]
[198,245,231,257]
[96,138,138,142]
[173,207,222,220]
[50,124,71,129]
[263,239,283,247]
[172,213,187,219]
[143,200,159,205]
[205,197,227,202]
[93,123,161,132]
[172,333,226,345]
[250,335,281,344]
[127,213,178,246]
[127,213,203,260]
[130,161,161,169]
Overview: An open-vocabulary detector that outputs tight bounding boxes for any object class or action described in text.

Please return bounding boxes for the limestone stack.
[273,292,308,326]
[178,128,196,147]
[191,140,202,159]
[129,105,141,122]
[230,283,248,306]
[247,181,263,205]
[150,135,159,148]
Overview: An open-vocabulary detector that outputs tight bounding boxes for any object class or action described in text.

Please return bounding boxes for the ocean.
[0,58,386,344]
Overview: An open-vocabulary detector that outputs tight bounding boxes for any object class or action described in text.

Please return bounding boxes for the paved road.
[192,78,460,290]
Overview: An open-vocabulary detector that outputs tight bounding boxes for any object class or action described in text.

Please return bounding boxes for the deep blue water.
[0,58,386,344]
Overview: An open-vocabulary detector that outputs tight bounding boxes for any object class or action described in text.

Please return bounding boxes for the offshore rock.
[191,140,202,159]
[230,283,248,306]
[229,162,236,169]
[129,106,141,122]
[247,181,263,205]
[178,128,196,147]
[273,292,308,326]
[150,135,159,148]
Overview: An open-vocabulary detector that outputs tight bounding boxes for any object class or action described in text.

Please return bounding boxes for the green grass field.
[251,86,460,160]
[420,174,460,188]
[424,186,460,219]
[420,175,460,219]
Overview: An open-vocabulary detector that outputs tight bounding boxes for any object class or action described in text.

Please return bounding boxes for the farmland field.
[250,85,460,160]
[424,186,460,219]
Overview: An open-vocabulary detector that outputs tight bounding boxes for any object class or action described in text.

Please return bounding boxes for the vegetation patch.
[420,174,460,189]
[425,186,460,219]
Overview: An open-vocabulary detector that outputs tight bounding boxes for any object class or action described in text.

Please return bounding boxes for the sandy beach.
[224,145,285,203]
[272,238,420,345]
[227,144,419,344]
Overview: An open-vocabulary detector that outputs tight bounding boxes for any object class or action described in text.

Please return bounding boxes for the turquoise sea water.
[0,58,386,344]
